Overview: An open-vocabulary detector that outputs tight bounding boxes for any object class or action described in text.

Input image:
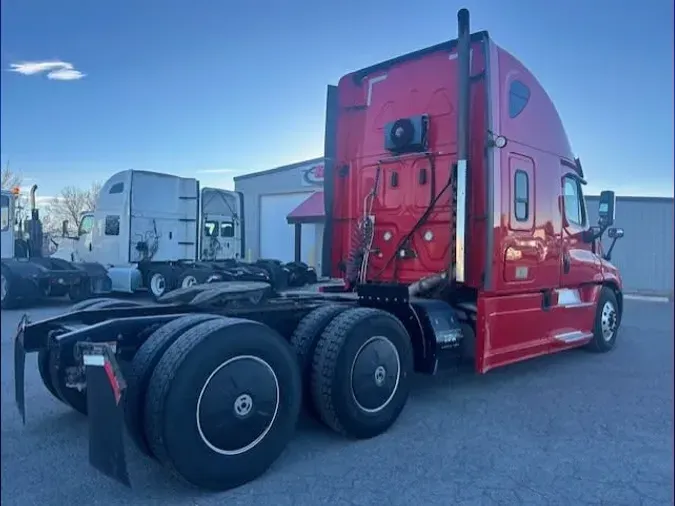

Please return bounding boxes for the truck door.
[200,188,243,261]
[77,213,95,262]
[554,171,601,344]
[560,173,600,288]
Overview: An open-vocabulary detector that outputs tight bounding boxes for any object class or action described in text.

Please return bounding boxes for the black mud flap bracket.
[79,342,131,488]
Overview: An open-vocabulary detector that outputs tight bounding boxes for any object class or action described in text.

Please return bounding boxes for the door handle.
[563,251,571,273]
[88,243,92,252]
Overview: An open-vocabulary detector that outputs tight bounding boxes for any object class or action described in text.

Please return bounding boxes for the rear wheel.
[37,349,63,402]
[146,266,175,301]
[42,299,142,414]
[144,317,301,491]
[125,313,222,457]
[68,280,91,302]
[177,268,212,289]
[1,269,19,310]
[310,307,413,439]
[585,287,621,353]
[47,347,88,415]
[70,297,123,311]
[290,305,349,414]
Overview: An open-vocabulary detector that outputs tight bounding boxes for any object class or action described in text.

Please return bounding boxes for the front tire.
[310,307,413,439]
[585,287,621,353]
[144,317,302,491]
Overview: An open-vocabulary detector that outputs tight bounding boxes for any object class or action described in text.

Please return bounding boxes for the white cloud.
[47,68,86,80]
[8,60,86,80]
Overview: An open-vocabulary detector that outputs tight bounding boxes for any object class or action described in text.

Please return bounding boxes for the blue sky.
[1,0,673,199]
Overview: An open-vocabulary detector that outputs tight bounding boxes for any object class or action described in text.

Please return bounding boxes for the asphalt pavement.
[1,297,673,506]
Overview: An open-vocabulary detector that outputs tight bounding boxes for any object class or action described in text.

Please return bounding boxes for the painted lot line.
[0,299,672,506]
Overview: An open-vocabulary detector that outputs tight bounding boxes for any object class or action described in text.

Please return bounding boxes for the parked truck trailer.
[14,9,625,492]
[51,170,317,298]
[1,186,111,309]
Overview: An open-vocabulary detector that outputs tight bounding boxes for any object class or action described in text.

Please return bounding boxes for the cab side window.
[204,221,219,237]
[220,221,234,238]
[79,215,94,236]
[563,176,586,227]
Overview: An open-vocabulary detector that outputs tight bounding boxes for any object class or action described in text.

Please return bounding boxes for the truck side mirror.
[597,190,615,227]
[603,227,624,262]
[607,227,624,239]
[61,220,69,237]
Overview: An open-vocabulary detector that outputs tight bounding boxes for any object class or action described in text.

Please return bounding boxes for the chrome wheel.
[150,273,166,297]
[601,301,617,341]
[181,275,198,288]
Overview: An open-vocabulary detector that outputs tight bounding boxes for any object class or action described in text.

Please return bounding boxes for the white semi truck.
[52,169,316,299]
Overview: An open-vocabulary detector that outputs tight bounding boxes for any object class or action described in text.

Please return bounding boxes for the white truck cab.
[53,169,245,295]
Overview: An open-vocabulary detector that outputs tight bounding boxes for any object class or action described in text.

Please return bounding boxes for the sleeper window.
[509,80,531,119]
[108,182,124,194]
[514,170,529,221]
[105,215,120,236]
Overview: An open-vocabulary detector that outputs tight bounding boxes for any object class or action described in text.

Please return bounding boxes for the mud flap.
[80,343,131,488]
[14,315,28,425]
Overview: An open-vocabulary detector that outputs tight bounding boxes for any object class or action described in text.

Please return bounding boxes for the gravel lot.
[1,297,672,506]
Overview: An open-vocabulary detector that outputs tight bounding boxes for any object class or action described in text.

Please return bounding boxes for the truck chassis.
[13,279,619,491]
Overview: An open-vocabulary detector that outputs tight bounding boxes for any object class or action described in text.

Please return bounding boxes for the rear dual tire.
[143,317,302,491]
[310,307,414,439]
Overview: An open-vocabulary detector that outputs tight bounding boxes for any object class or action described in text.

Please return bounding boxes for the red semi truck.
[14,8,624,492]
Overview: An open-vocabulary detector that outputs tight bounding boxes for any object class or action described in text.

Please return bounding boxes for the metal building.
[586,196,674,298]
[234,158,326,273]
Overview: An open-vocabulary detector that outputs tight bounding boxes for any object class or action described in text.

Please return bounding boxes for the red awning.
[286,191,325,224]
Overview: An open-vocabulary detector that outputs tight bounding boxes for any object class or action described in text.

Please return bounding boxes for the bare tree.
[1,161,22,190]
[45,182,102,234]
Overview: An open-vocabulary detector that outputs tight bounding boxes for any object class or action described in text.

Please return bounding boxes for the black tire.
[46,299,141,415]
[177,268,213,290]
[125,313,222,457]
[1,268,20,310]
[290,305,349,413]
[310,307,413,439]
[68,280,91,303]
[144,317,302,491]
[37,349,63,402]
[585,287,621,353]
[85,300,142,310]
[255,260,288,291]
[48,348,88,415]
[70,297,124,311]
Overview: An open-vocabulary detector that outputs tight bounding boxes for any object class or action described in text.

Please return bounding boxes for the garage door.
[259,193,315,263]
